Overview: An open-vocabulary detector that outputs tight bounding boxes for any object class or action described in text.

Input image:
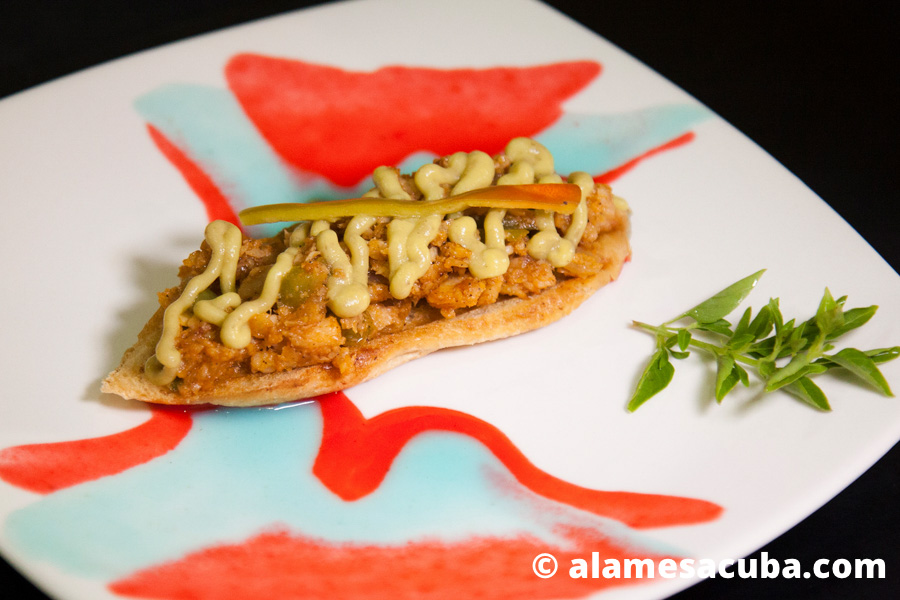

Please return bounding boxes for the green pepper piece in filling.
[279,266,327,308]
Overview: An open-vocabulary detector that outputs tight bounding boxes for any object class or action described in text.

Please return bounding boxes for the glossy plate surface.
[1,1,898,598]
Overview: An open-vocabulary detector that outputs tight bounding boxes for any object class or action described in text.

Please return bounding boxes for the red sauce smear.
[0,408,192,494]
[146,124,243,229]
[109,525,676,600]
[596,132,695,184]
[225,56,601,186]
[314,392,721,529]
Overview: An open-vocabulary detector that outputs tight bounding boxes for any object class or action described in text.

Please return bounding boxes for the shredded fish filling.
[146,138,629,393]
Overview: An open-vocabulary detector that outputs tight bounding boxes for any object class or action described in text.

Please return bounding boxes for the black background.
[1,1,897,598]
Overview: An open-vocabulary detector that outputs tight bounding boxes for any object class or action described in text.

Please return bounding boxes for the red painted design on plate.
[225,55,601,186]
[146,124,243,229]
[595,132,695,184]
[314,392,721,529]
[109,526,676,600]
[0,408,192,494]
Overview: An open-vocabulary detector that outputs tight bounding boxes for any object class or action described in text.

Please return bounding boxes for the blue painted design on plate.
[4,403,667,579]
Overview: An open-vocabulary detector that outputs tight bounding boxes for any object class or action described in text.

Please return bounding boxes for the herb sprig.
[629,270,899,411]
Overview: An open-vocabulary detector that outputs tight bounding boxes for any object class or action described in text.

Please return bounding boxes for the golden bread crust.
[101,229,629,406]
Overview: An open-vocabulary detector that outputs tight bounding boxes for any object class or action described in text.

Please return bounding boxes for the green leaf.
[780,317,795,336]
[682,269,766,324]
[663,335,691,359]
[815,288,844,335]
[733,307,752,338]
[676,329,692,352]
[773,319,797,358]
[827,348,893,396]
[806,362,829,375]
[715,355,739,403]
[748,336,775,358]
[768,298,783,331]
[729,333,756,351]
[735,362,750,387]
[814,347,898,370]
[827,306,877,339]
[766,353,811,391]
[748,305,774,339]
[867,346,900,364]
[696,319,733,336]
[758,358,775,378]
[627,350,675,412]
[788,321,810,353]
[785,377,831,411]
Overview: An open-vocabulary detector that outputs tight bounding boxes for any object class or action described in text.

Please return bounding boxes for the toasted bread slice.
[101,229,628,407]
[102,139,630,406]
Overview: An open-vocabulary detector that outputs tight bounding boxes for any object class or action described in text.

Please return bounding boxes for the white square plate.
[1,1,897,598]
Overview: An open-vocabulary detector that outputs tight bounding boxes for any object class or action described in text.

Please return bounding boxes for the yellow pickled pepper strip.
[238,183,581,225]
